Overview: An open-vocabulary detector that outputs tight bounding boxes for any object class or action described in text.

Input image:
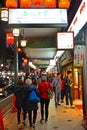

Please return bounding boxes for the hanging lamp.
[33,0,43,8]
[6,33,14,45]
[44,0,56,8]
[1,8,8,21]
[6,0,17,8]
[20,0,32,8]
[58,0,71,9]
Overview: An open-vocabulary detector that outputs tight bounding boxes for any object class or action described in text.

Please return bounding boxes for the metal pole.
[14,36,18,87]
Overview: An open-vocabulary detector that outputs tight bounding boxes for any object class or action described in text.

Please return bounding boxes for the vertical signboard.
[74,45,84,66]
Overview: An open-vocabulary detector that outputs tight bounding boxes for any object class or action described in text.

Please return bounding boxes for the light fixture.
[12,28,20,36]
[20,40,27,47]
[44,0,56,8]
[1,8,8,21]
[58,0,71,9]
[20,0,32,8]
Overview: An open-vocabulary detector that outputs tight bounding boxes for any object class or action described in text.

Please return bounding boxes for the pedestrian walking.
[52,72,62,108]
[38,75,54,123]
[14,77,26,127]
[25,78,40,128]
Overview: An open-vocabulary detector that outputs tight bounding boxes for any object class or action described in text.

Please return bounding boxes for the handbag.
[28,90,40,103]
[48,88,53,99]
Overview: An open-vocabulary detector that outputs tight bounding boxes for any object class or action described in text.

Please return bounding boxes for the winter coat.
[38,81,54,99]
[26,84,39,111]
[14,84,27,108]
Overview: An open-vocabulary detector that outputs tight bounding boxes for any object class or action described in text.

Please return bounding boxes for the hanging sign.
[74,45,84,66]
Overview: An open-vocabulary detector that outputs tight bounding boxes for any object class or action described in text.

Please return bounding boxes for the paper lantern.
[33,0,43,7]
[1,8,8,21]
[20,0,32,8]
[6,33,14,45]
[6,0,17,8]
[58,0,70,9]
[44,0,56,8]
[24,58,28,64]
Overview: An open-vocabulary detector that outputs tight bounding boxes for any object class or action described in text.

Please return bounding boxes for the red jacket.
[38,81,53,99]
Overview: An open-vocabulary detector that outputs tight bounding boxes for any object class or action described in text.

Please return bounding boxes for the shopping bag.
[48,88,54,99]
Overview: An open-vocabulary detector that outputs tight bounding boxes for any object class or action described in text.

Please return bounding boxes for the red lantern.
[6,33,14,45]
[6,0,17,8]
[20,0,32,8]
[33,0,43,8]
[24,58,28,65]
[44,0,56,8]
[58,0,71,9]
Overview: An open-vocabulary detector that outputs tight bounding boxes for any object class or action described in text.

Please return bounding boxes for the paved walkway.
[3,98,85,130]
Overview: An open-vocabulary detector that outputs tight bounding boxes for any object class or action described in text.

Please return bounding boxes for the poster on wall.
[74,45,85,67]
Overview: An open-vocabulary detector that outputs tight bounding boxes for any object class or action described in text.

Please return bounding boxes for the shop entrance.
[73,68,82,100]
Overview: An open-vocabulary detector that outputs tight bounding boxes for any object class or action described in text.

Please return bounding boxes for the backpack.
[28,90,40,103]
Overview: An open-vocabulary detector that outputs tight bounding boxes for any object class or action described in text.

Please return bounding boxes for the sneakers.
[71,105,75,108]
[22,121,26,126]
[32,123,35,128]
[17,123,21,127]
[40,119,44,123]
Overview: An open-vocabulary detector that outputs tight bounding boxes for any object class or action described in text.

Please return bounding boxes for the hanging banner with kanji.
[74,45,84,67]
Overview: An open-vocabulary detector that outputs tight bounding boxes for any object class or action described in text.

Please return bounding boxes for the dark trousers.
[40,98,50,121]
[65,88,73,106]
[17,106,21,123]
[28,110,37,126]
[61,90,65,101]
[16,105,26,123]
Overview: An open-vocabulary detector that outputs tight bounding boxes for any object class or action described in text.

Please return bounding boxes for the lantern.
[1,8,8,21]
[6,33,14,45]
[24,58,28,65]
[20,0,32,8]
[58,0,71,9]
[33,0,43,8]
[6,0,17,8]
[44,0,56,8]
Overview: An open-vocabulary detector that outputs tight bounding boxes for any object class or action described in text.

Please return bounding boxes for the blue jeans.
[65,88,73,106]
[55,90,61,105]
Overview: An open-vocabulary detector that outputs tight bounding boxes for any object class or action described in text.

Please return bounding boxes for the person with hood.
[25,78,39,128]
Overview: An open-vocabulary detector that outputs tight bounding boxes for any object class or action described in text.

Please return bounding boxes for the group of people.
[52,70,74,108]
[14,70,74,128]
[14,74,54,128]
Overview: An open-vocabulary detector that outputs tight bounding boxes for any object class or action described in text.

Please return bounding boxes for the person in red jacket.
[38,75,53,123]
[61,74,65,103]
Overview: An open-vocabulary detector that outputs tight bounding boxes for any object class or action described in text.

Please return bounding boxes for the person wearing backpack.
[25,78,40,128]
[38,75,54,123]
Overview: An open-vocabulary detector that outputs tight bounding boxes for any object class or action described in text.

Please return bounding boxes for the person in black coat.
[14,77,27,126]
[25,78,39,128]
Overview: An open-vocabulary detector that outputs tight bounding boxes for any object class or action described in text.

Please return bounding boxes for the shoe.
[40,119,44,123]
[58,103,61,105]
[32,123,35,128]
[71,105,75,108]
[17,123,21,127]
[55,104,57,108]
[45,119,48,123]
[66,105,69,108]
[22,121,26,126]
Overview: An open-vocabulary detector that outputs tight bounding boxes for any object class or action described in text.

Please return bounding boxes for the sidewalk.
[3,98,85,130]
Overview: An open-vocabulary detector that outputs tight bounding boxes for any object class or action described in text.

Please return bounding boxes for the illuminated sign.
[68,0,87,36]
[57,32,74,50]
[8,8,68,27]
